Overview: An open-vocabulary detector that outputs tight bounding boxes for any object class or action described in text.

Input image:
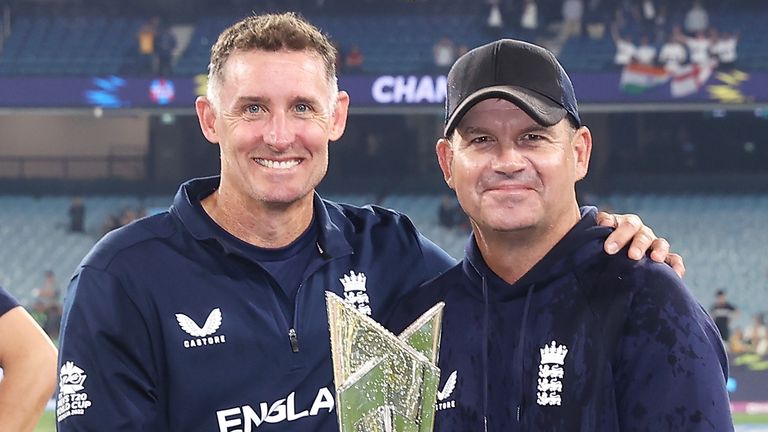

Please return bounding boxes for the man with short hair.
[57,14,681,431]
[389,39,732,431]
[710,289,739,341]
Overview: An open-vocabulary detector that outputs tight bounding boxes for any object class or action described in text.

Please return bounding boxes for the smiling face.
[437,98,591,239]
[196,49,349,210]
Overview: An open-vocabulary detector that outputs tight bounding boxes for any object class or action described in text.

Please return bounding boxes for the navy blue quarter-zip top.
[56,176,456,432]
[389,207,732,431]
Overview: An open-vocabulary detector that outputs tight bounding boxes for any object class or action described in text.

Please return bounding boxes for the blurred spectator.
[68,196,85,233]
[744,313,768,355]
[612,26,636,67]
[101,207,145,236]
[709,289,739,342]
[486,0,504,34]
[438,194,467,232]
[651,3,668,44]
[34,270,59,304]
[684,0,709,35]
[30,270,62,340]
[560,0,584,40]
[686,30,712,65]
[155,24,177,76]
[520,0,539,41]
[136,16,159,75]
[728,328,750,354]
[633,35,657,65]
[658,27,688,71]
[584,0,606,40]
[101,213,122,236]
[711,30,738,68]
[345,45,364,72]
[433,36,456,73]
[640,0,656,32]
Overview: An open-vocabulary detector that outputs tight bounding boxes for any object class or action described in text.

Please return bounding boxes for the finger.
[648,238,670,263]
[596,211,617,228]
[665,253,686,278]
[604,214,647,257]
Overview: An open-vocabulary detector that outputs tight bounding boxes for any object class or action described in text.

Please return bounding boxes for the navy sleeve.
[0,286,19,316]
[613,264,733,431]
[57,267,161,431]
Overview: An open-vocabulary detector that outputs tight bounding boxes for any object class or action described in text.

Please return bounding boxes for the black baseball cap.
[444,39,580,137]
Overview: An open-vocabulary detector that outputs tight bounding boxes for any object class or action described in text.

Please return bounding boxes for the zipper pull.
[516,404,522,421]
[288,328,300,353]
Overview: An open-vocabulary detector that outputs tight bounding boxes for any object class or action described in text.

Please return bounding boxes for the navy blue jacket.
[389,208,732,432]
[0,286,19,316]
[56,177,455,431]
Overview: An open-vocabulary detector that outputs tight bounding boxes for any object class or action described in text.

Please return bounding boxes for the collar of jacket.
[461,206,612,302]
[170,176,352,259]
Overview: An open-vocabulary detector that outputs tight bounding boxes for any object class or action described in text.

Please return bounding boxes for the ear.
[572,126,593,181]
[436,137,455,189]
[328,90,350,141]
[195,96,220,144]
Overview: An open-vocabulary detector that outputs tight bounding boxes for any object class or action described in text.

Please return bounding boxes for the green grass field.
[734,413,768,424]
[35,411,54,432]
[34,410,768,431]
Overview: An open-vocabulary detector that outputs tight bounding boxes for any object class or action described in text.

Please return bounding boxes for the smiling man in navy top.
[389,39,732,431]
[57,14,685,432]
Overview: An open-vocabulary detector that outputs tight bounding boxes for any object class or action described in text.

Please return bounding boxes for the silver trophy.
[326,292,444,432]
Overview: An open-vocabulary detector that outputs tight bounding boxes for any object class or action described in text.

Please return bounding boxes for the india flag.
[620,63,669,94]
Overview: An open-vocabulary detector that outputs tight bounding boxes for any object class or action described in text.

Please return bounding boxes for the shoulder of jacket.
[81,212,178,271]
[323,199,421,235]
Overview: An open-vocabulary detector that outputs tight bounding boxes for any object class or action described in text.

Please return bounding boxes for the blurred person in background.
[344,44,364,72]
[658,27,688,72]
[67,196,85,233]
[57,12,683,432]
[136,16,159,74]
[0,286,57,432]
[744,313,768,355]
[389,39,731,431]
[155,23,177,76]
[433,36,456,73]
[710,289,739,342]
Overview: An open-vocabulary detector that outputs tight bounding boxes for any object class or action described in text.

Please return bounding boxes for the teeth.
[254,158,300,169]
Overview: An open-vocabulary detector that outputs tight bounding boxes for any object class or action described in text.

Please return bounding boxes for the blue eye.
[295,103,310,113]
[246,105,261,114]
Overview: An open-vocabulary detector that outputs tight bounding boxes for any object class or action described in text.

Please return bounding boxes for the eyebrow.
[460,123,552,136]
[233,96,268,107]
[232,95,322,108]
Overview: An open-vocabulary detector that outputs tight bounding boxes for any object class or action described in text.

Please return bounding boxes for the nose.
[491,143,527,176]
[264,112,295,152]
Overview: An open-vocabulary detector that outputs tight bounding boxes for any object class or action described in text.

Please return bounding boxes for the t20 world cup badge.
[326,292,444,432]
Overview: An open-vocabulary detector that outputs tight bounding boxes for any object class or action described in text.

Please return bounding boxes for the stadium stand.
[2,0,768,76]
[601,193,768,327]
[1,193,764,327]
[0,195,168,304]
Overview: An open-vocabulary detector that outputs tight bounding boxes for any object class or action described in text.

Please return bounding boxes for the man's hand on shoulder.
[596,211,685,278]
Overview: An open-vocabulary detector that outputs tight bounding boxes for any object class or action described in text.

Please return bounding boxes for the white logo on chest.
[537,341,568,406]
[339,271,371,316]
[435,370,457,411]
[176,308,227,348]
